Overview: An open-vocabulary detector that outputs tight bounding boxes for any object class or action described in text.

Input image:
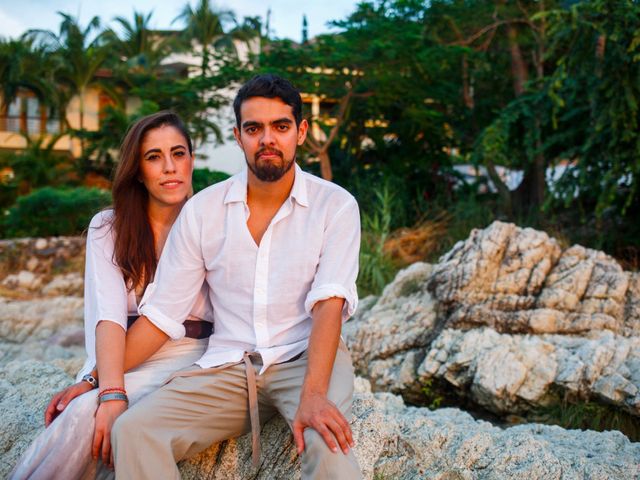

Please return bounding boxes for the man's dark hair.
[233,74,303,128]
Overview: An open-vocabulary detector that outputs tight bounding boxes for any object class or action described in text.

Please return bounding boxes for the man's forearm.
[91,316,169,380]
[302,297,345,396]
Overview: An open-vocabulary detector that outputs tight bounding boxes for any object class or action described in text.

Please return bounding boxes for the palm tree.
[0,37,57,124]
[25,13,117,154]
[106,10,172,73]
[173,0,237,76]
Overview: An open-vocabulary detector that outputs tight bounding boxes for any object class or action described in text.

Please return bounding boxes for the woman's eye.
[174,150,185,157]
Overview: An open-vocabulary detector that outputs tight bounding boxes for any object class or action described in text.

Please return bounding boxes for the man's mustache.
[255,148,284,160]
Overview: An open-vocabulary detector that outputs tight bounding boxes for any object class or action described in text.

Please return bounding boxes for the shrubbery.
[192,168,230,193]
[2,187,111,238]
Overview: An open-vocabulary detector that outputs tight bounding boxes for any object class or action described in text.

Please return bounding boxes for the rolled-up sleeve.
[304,197,360,321]
[139,200,207,339]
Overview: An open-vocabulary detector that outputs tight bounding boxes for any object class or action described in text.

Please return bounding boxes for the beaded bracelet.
[99,387,126,396]
[98,392,129,404]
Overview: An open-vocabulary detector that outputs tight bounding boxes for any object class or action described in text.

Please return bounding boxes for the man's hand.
[292,390,354,456]
[44,381,94,427]
[92,400,128,468]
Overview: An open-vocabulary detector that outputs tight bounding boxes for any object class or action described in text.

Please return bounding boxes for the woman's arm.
[91,321,127,467]
[45,316,170,425]
[85,316,169,379]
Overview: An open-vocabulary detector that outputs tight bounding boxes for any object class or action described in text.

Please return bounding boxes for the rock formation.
[1,362,638,480]
[345,222,640,419]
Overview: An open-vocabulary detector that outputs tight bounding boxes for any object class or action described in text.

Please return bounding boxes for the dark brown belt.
[127,316,212,339]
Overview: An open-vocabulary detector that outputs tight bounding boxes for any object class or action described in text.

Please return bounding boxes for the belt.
[235,352,305,466]
[127,316,212,339]
[243,353,261,468]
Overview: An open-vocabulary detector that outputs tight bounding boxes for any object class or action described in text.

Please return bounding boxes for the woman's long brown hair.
[110,111,193,292]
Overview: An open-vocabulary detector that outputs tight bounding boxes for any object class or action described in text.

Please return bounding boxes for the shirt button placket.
[253,228,271,350]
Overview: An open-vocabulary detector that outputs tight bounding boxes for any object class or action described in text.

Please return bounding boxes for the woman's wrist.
[98,387,128,404]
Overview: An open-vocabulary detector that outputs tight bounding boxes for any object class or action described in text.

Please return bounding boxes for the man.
[111,74,362,479]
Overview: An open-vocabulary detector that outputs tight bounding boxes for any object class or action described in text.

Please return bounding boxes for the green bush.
[2,187,111,238]
[192,169,230,193]
[357,184,399,297]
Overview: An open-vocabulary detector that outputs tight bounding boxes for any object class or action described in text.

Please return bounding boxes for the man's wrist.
[300,382,328,398]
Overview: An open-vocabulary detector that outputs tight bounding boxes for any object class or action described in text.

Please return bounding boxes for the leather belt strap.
[243,353,261,468]
[127,316,212,339]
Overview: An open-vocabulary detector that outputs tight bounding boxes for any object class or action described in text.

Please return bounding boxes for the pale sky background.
[0,0,362,42]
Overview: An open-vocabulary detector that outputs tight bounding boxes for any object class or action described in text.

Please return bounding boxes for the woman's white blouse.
[76,209,212,381]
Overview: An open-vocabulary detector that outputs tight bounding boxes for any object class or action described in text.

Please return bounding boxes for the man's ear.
[297,119,309,145]
[233,126,242,148]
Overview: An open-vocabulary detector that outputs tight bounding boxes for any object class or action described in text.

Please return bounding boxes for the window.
[0,90,61,135]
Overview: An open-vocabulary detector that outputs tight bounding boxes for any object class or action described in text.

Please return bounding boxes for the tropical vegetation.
[0,0,638,294]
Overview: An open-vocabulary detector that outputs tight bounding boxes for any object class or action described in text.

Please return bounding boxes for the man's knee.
[302,429,361,479]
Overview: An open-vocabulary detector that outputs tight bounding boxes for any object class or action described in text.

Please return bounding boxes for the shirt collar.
[290,163,309,208]
[223,163,309,208]
[223,169,248,204]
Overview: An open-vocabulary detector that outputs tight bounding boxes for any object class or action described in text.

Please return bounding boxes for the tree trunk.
[506,24,528,96]
[486,157,512,214]
[513,151,545,212]
[462,54,474,109]
[318,150,332,182]
[505,23,546,211]
[79,87,85,158]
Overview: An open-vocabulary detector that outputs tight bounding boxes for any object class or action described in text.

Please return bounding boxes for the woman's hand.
[92,400,128,468]
[44,381,94,427]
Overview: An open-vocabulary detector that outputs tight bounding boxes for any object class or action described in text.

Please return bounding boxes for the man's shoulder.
[300,170,357,207]
[188,174,238,209]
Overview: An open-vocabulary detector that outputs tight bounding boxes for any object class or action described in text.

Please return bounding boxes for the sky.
[0,0,362,42]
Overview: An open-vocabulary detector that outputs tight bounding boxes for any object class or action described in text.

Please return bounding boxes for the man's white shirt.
[139,164,360,374]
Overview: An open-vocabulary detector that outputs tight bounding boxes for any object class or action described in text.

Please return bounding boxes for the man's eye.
[246,127,258,134]
[277,124,289,131]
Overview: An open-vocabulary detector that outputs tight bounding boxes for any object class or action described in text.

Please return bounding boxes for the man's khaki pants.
[111,343,362,479]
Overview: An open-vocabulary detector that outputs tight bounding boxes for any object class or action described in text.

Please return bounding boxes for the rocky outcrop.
[419,328,640,415]
[429,222,636,336]
[345,221,640,417]
[0,236,85,297]
[344,262,439,399]
[2,362,639,480]
[0,297,84,368]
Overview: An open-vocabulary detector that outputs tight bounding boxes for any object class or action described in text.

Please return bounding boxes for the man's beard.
[246,147,295,182]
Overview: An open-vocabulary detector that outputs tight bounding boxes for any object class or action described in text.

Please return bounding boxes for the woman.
[10,111,212,480]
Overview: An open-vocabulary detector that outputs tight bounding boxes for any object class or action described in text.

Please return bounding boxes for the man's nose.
[260,128,276,146]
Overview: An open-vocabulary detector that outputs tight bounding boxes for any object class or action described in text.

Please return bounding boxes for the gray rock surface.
[419,328,640,415]
[344,263,439,399]
[346,221,640,417]
[2,362,639,480]
[0,297,83,344]
[429,222,634,335]
[0,296,84,368]
[41,273,84,297]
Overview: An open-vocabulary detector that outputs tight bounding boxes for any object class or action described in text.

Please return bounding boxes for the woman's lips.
[160,180,183,189]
